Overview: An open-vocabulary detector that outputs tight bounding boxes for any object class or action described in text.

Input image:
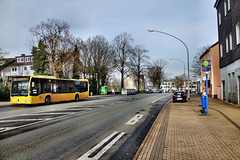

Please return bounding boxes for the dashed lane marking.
[125,114,143,125]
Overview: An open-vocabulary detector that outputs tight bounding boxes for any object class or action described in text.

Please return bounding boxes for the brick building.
[200,42,221,99]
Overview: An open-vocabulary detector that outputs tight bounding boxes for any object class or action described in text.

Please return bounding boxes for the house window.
[224,0,227,16]
[24,67,27,70]
[229,33,232,51]
[25,57,30,62]
[227,0,231,11]
[30,66,33,70]
[236,22,240,45]
[226,36,229,53]
[17,58,24,63]
[31,57,33,62]
[220,44,223,57]
[12,67,17,72]
[218,12,221,25]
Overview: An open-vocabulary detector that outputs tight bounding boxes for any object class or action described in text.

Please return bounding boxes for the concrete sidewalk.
[0,102,11,108]
[134,94,240,160]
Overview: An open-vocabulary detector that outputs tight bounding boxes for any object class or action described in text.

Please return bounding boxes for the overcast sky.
[0,0,218,78]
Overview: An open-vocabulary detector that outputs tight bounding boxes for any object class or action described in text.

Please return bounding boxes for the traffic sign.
[202,60,211,72]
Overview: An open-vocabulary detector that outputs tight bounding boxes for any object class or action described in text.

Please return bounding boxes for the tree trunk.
[121,70,124,89]
[137,74,140,92]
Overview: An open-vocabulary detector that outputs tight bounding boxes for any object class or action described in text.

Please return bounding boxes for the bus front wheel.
[45,96,51,105]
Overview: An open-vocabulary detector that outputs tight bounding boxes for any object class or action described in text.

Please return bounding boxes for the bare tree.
[0,48,9,59]
[29,18,74,78]
[78,40,91,79]
[129,45,149,92]
[174,75,184,89]
[191,45,210,79]
[147,59,167,88]
[112,32,133,89]
[107,75,121,92]
[86,35,114,94]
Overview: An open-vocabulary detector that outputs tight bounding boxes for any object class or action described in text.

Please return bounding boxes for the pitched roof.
[0,58,15,70]
[200,42,219,59]
[214,0,220,8]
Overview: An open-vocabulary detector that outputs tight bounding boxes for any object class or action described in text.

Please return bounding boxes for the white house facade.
[0,54,34,81]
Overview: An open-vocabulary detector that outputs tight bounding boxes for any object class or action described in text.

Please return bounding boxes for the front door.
[222,80,225,100]
[238,76,240,105]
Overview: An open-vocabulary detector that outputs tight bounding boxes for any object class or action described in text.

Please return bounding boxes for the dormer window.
[17,57,24,63]
[25,57,30,62]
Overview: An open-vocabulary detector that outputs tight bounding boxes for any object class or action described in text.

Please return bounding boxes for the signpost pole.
[202,60,211,115]
[206,73,208,115]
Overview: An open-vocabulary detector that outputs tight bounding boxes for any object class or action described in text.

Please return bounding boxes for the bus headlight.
[25,99,30,102]
[11,99,13,102]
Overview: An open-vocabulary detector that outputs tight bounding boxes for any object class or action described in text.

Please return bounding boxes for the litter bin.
[201,94,207,110]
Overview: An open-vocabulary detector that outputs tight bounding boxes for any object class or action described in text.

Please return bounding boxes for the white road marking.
[0,119,45,122]
[151,95,169,104]
[78,131,125,160]
[0,106,97,133]
[125,114,143,125]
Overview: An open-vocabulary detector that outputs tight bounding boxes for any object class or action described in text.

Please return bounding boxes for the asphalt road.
[0,93,172,160]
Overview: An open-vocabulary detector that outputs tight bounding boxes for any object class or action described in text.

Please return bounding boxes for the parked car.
[173,91,187,102]
[155,89,163,93]
[147,89,154,94]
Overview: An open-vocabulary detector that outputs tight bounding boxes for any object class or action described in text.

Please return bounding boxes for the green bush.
[0,83,10,101]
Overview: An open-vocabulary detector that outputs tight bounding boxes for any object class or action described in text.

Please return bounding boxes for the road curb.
[133,98,172,160]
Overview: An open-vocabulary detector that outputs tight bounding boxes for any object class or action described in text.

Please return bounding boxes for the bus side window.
[69,81,74,93]
[83,82,88,92]
[30,78,41,95]
[56,80,63,93]
[74,81,88,93]
[40,79,52,93]
[53,84,57,93]
[75,81,81,92]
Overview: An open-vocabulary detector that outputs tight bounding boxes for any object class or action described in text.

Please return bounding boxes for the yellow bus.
[10,76,89,105]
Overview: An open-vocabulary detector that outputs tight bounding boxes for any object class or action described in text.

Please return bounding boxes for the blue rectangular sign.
[202,60,211,72]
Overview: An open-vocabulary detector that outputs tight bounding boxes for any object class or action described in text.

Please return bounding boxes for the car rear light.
[183,94,186,97]
[173,95,176,97]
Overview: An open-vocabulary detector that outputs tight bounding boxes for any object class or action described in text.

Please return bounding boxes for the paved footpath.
[134,94,240,160]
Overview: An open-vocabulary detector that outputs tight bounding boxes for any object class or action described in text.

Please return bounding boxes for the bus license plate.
[16,102,21,104]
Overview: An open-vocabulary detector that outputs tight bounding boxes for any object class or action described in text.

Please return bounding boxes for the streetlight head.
[148,29,154,32]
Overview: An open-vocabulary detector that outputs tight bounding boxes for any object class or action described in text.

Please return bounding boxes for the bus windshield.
[11,81,29,96]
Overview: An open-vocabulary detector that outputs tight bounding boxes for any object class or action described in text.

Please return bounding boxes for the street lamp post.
[148,29,190,100]
[169,58,185,79]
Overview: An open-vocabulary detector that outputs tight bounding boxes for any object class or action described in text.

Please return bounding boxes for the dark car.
[155,89,163,93]
[147,89,154,94]
[173,91,187,102]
